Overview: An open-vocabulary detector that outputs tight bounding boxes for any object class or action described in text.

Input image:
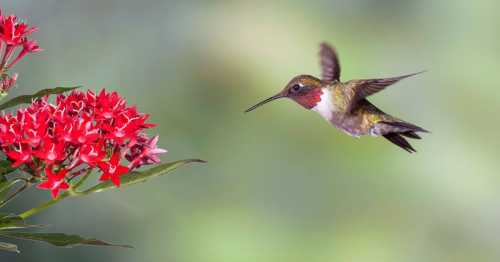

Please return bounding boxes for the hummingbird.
[245,42,428,153]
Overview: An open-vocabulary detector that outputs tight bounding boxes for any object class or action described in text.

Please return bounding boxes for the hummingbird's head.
[245,75,323,113]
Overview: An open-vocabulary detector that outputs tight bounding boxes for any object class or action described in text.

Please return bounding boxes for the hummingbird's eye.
[291,84,301,93]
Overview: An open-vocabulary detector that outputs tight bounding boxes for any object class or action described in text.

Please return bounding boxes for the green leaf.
[17,159,205,220]
[83,159,205,194]
[0,86,81,111]
[0,160,16,201]
[0,214,23,230]
[0,241,19,253]
[0,160,15,176]
[0,213,41,230]
[0,179,22,204]
[0,175,7,201]
[0,232,132,248]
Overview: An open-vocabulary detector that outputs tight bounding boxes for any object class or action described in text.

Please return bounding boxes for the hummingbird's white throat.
[311,88,334,121]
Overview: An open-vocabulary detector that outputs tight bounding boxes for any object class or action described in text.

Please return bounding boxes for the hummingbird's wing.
[319,42,341,82]
[344,71,424,112]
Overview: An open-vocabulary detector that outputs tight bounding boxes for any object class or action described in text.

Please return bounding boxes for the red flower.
[0,114,21,145]
[0,13,37,46]
[33,139,66,164]
[0,9,41,95]
[78,142,106,166]
[71,118,99,144]
[7,39,42,68]
[0,89,165,197]
[0,10,167,198]
[22,111,48,147]
[6,143,32,167]
[94,90,126,120]
[98,152,129,187]
[37,167,69,199]
[127,135,167,168]
[55,118,99,144]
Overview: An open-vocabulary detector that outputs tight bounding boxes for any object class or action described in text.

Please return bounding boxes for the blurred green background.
[2,0,500,261]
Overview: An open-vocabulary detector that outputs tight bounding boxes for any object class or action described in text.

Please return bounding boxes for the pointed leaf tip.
[83,158,206,194]
[185,159,207,163]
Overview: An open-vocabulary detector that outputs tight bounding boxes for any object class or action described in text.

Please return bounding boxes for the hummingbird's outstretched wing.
[345,71,425,112]
[319,42,341,82]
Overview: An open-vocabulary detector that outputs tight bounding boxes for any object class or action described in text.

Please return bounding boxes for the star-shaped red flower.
[0,13,38,46]
[37,167,69,199]
[98,152,129,187]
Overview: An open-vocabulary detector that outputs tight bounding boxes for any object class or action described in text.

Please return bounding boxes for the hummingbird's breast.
[311,86,374,137]
[311,87,336,120]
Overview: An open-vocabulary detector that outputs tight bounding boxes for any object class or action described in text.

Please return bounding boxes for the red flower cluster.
[0,90,166,198]
[0,9,41,93]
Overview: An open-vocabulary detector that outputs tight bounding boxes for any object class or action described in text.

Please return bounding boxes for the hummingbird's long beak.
[244,94,284,113]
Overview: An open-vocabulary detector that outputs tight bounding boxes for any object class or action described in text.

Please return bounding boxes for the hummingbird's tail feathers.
[383,133,417,153]
[400,131,421,139]
[379,121,429,134]
[378,120,428,153]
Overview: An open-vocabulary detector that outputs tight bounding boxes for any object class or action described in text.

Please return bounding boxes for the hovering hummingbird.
[245,42,428,153]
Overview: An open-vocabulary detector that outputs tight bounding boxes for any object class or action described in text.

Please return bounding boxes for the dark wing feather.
[319,42,341,82]
[346,71,425,112]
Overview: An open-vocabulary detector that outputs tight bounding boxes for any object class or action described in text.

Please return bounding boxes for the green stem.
[18,170,94,219]
[18,192,69,219]
[17,159,203,219]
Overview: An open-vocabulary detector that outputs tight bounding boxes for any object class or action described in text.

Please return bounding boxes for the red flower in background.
[0,9,42,94]
[0,90,167,198]
[127,135,167,168]
[7,39,42,68]
[0,11,37,46]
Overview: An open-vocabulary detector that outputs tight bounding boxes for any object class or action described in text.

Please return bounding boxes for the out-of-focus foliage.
[1,0,499,261]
